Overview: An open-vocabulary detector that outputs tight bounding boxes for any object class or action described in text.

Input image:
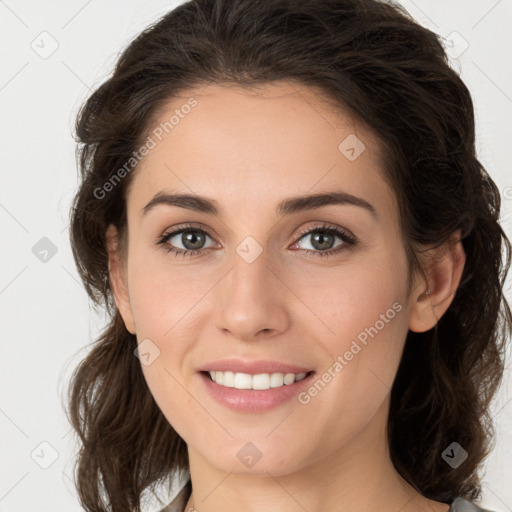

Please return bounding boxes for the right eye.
[156,224,218,257]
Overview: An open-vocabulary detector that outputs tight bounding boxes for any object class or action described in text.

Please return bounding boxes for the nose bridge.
[231,243,270,299]
[215,239,289,339]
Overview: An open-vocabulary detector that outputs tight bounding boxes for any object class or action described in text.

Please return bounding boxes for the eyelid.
[293,222,356,245]
[158,221,355,244]
[158,222,215,241]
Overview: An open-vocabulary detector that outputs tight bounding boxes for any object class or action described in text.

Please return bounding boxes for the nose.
[214,245,291,342]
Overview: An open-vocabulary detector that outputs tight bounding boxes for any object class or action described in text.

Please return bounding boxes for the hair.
[66,0,512,510]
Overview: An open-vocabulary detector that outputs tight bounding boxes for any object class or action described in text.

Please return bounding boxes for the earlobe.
[106,224,136,334]
[408,230,466,333]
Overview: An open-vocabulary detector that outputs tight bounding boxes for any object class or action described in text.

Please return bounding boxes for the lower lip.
[199,371,316,413]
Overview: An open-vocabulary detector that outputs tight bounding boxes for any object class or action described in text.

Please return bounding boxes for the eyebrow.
[142,190,377,219]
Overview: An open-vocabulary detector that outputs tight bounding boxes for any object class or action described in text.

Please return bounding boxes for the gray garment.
[158,481,495,512]
[450,497,495,512]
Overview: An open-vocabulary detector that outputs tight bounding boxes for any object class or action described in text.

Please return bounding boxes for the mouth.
[199,369,316,412]
[201,370,315,390]
[197,358,316,412]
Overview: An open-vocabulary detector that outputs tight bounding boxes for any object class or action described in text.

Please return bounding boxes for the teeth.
[208,371,308,390]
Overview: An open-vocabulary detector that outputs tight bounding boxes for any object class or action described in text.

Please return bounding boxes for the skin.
[106,81,465,512]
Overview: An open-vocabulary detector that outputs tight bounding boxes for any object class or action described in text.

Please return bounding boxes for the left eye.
[295,228,348,252]
[291,225,356,256]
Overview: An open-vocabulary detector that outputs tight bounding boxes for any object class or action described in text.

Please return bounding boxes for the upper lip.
[198,358,313,375]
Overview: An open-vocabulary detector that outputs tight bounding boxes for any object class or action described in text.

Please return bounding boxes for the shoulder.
[450,497,498,512]
[157,480,192,512]
[158,489,498,512]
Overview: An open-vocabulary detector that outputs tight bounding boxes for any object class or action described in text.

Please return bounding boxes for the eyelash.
[155,222,357,259]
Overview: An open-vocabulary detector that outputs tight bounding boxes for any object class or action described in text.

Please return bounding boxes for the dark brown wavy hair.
[65,0,512,510]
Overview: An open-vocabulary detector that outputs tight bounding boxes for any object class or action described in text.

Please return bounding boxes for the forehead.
[126,81,396,221]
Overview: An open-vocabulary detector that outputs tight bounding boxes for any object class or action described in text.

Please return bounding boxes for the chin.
[197,439,310,477]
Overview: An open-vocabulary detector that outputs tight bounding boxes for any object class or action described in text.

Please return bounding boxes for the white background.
[1,0,511,510]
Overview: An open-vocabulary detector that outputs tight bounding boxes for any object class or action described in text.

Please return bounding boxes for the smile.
[207,370,308,390]
[199,369,316,412]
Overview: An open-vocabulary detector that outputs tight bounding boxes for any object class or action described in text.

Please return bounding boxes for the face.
[108,81,436,477]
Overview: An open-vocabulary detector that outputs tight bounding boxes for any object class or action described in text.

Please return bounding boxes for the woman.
[66,0,511,511]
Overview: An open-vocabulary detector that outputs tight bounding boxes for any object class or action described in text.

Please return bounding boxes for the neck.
[181,399,448,512]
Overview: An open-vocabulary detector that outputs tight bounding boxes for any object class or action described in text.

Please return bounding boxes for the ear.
[408,230,466,333]
[105,224,136,334]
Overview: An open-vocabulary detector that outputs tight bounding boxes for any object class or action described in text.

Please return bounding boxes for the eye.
[291,224,356,258]
[156,223,217,257]
[156,222,357,258]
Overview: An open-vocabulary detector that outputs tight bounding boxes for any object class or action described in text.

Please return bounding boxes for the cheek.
[128,266,201,431]
[127,255,212,338]
[292,254,410,410]
[291,253,408,344]
[126,257,218,417]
